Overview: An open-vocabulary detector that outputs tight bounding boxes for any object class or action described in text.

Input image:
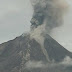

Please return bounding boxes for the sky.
[0,0,33,43]
[0,0,72,52]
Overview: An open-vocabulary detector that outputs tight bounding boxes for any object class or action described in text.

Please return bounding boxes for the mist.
[25,56,72,72]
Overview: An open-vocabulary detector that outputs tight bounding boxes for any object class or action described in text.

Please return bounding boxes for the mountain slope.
[0,34,72,72]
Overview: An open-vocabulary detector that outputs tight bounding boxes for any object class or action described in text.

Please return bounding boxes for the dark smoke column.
[30,0,69,63]
[30,0,47,29]
[30,0,68,31]
[30,12,45,28]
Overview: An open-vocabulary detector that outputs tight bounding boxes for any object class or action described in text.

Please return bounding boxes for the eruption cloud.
[30,0,68,46]
[30,0,68,30]
[22,1,72,71]
[29,0,69,62]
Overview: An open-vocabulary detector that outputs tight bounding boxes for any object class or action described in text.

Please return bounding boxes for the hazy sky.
[0,0,33,43]
[0,0,72,52]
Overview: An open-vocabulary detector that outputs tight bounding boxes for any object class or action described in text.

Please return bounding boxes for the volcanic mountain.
[0,0,72,72]
[0,33,72,72]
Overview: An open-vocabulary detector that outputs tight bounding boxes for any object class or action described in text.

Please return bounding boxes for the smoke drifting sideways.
[30,0,68,31]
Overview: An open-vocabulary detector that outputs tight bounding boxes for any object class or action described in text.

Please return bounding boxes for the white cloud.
[25,60,45,69]
[25,56,72,70]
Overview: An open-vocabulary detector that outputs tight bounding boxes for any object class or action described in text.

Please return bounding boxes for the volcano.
[0,0,72,72]
[0,33,72,72]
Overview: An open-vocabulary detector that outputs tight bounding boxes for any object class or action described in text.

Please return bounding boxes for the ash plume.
[29,0,68,47]
[30,0,68,31]
[29,0,68,62]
